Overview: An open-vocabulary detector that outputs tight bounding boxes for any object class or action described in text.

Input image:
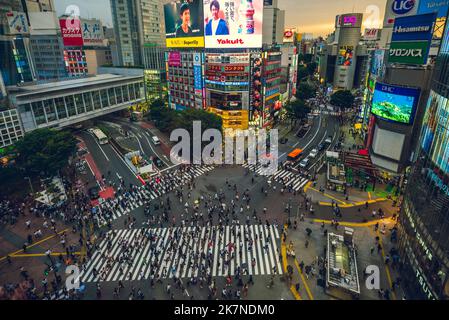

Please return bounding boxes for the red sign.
[59,18,83,47]
[224,65,245,72]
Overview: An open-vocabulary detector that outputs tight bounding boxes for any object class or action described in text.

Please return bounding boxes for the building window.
[55,97,67,119]
[65,95,77,117]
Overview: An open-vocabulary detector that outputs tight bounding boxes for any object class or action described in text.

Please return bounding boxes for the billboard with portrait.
[371,82,420,124]
[338,46,353,66]
[203,0,263,48]
[164,0,204,48]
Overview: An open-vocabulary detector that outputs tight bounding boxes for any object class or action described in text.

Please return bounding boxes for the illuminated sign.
[204,0,263,48]
[392,0,416,15]
[59,18,84,47]
[164,0,204,48]
[392,13,437,42]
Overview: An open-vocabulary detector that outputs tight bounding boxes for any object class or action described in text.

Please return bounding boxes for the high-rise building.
[397,17,449,300]
[262,0,284,46]
[110,0,165,67]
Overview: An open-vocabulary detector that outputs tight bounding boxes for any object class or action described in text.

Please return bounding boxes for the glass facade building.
[398,17,449,300]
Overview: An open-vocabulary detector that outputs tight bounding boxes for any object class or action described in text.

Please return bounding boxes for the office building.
[262,0,285,46]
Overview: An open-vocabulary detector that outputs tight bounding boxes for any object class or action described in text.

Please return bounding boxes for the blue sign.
[175,104,186,111]
[194,65,202,91]
[392,13,437,41]
[392,0,417,15]
[417,0,449,18]
[205,80,249,86]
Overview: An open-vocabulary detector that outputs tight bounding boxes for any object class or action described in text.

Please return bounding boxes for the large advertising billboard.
[337,46,353,66]
[392,13,437,41]
[383,0,419,27]
[81,19,104,46]
[59,18,83,47]
[204,0,263,48]
[6,11,29,34]
[164,0,205,48]
[417,0,449,18]
[168,51,182,66]
[388,40,430,64]
[371,82,420,124]
[283,28,295,43]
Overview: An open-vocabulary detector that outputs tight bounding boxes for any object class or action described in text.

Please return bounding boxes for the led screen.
[371,82,420,124]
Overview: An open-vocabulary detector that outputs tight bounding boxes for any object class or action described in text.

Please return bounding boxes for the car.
[318,143,325,151]
[152,156,164,168]
[309,149,318,158]
[151,136,161,145]
[299,158,310,168]
[88,186,100,200]
[325,136,332,144]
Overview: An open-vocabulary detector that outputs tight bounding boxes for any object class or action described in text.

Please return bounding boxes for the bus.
[287,149,303,162]
[91,128,109,145]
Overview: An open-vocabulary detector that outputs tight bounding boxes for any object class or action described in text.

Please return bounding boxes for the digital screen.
[164,0,204,48]
[372,82,420,124]
[338,46,353,66]
[204,0,263,48]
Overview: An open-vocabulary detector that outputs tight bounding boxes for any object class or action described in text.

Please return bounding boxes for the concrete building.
[8,74,144,132]
[110,0,165,67]
[0,108,22,147]
[85,48,113,75]
[262,0,285,46]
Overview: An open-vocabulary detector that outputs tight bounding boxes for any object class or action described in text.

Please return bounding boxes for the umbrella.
[306,228,312,235]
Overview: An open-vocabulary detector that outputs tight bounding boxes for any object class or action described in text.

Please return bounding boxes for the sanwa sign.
[392,13,437,41]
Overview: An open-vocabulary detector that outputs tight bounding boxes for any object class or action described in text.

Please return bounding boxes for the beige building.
[85,49,113,75]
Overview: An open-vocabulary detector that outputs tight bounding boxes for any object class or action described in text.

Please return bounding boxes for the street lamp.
[24,176,34,195]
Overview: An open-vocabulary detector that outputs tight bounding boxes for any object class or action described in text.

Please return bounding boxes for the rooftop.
[9,74,142,97]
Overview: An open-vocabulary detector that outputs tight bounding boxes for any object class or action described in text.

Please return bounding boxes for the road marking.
[0,228,70,262]
[313,218,394,228]
[141,131,171,167]
[376,228,397,300]
[109,143,140,181]
[294,258,314,300]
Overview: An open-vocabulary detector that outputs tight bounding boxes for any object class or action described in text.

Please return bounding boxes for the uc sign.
[392,0,416,15]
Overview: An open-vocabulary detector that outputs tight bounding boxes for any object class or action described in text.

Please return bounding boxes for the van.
[151,136,161,145]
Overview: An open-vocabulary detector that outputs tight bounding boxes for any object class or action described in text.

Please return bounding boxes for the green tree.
[15,128,77,177]
[295,83,316,100]
[297,66,308,81]
[330,90,355,110]
[285,99,311,122]
[306,62,317,76]
[151,98,165,108]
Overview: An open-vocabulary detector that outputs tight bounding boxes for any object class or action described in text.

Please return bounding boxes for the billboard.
[388,40,430,64]
[81,19,104,46]
[204,0,263,48]
[338,46,354,66]
[363,28,379,40]
[383,0,419,27]
[371,49,386,77]
[371,82,420,124]
[417,0,449,18]
[283,28,295,43]
[164,0,205,48]
[6,12,29,34]
[168,51,182,66]
[392,13,437,41]
[59,18,83,47]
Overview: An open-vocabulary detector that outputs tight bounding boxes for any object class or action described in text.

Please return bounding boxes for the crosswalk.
[78,224,283,283]
[95,165,215,226]
[243,163,309,192]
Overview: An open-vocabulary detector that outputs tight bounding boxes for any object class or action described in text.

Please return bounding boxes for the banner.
[204,0,263,48]
[283,28,295,43]
[417,0,449,18]
[164,0,204,48]
[392,13,437,42]
[81,19,104,46]
[59,18,83,47]
[363,28,379,40]
[6,11,29,34]
[389,41,430,64]
[338,46,354,66]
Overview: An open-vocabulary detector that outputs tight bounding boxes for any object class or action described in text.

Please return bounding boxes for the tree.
[330,90,355,110]
[297,66,308,81]
[14,128,77,177]
[285,99,311,122]
[306,62,317,76]
[295,83,316,100]
[151,98,165,108]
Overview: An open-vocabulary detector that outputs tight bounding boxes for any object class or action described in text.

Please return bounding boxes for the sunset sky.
[54,0,388,37]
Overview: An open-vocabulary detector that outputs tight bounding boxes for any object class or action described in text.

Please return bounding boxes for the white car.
[309,149,318,158]
[151,136,161,145]
[299,158,310,168]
